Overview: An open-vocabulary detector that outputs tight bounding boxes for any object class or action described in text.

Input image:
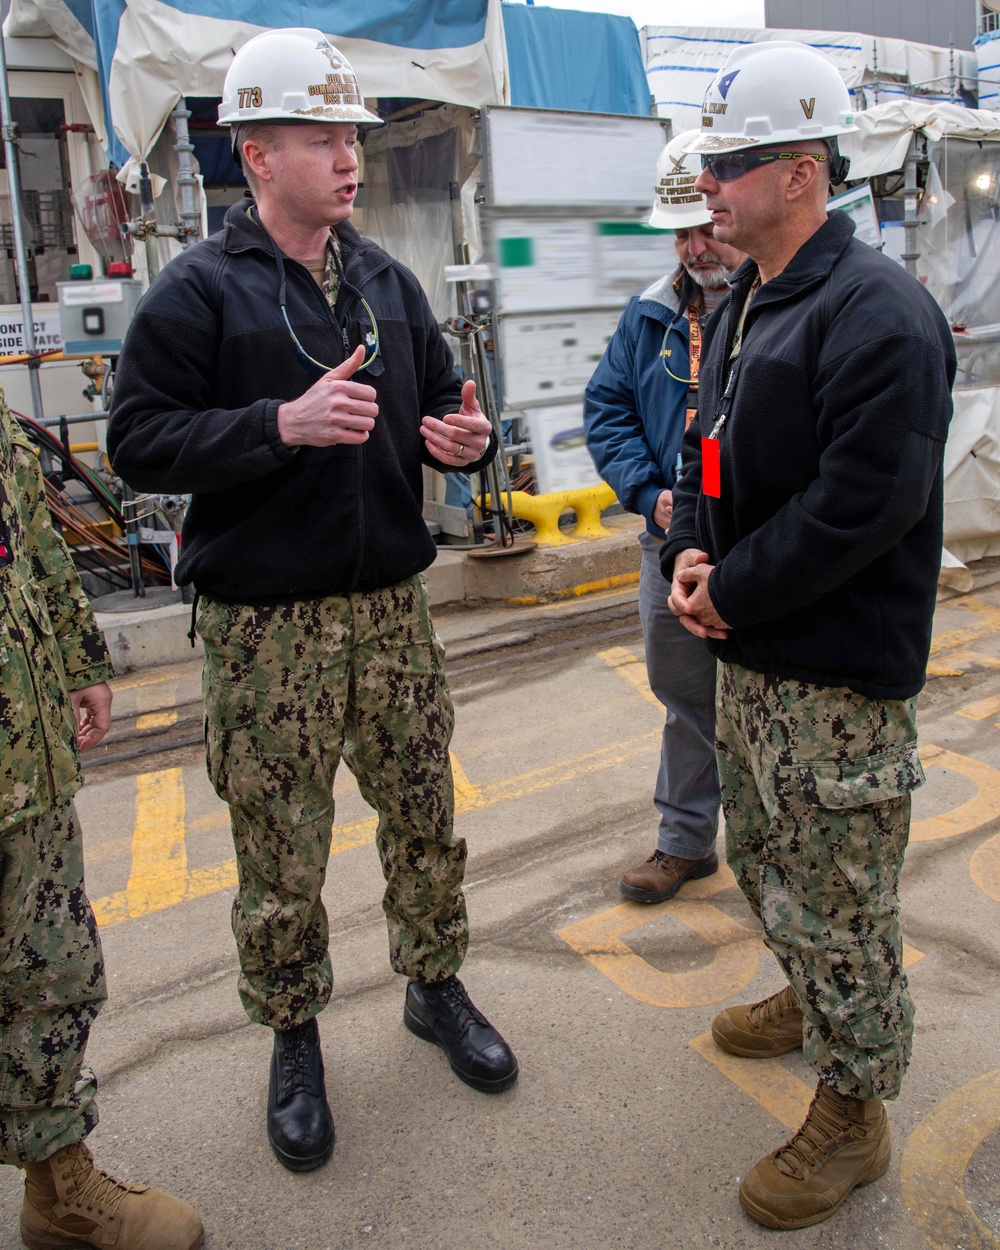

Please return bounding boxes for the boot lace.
[747,985,797,1029]
[427,978,488,1032]
[279,1023,320,1097]
[59,1147,138,1220]
[772,1090,852,1179]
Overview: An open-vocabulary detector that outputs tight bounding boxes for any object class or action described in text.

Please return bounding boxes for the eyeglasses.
[700,150,829,182]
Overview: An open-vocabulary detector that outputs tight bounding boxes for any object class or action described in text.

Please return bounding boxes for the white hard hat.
[649,130,711,229]
[684,41,857,155]
[218,28,382,128]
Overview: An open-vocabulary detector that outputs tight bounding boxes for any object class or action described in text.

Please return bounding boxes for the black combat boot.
[267,1017,334,1172]
[404,976,519,1093]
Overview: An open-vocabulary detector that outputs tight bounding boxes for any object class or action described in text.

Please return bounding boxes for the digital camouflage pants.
[716,662,924,1101]
[0,802,106,1164]
[199,576,468,1031]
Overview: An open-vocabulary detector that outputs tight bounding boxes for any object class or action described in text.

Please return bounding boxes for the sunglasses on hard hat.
[700,149,829,182]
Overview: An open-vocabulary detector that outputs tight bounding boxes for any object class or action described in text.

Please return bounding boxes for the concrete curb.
[96,515,645,674]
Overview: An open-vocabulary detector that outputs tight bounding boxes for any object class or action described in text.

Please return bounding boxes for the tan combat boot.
[20,1141,204,1250]
[712,984,804,1057]
[739,1081,891,1229]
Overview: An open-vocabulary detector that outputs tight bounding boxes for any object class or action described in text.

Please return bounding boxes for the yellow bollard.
[485,483,617,546]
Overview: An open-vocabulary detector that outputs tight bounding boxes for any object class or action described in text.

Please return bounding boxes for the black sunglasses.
[700,149,829,182]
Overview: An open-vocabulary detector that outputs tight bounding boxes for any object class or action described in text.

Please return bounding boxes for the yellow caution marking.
[597,645,662,710]
[930,594,1000,655]
[912,744,1000,843]
[899,1068,1000,1250]
[970,832,1000,904]
[689,1031,814,1131]
[136,710,179,731]
[556,898,762,1009]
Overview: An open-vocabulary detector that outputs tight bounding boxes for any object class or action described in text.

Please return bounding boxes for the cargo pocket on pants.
[204,679,262,812]
[790,741,924,899]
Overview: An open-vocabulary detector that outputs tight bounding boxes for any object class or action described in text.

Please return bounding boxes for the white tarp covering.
[5,0,510,162]
[840,101,1000,181]
[642,26,978,133]
[944,388,1000,566]
[975,27,1000,110]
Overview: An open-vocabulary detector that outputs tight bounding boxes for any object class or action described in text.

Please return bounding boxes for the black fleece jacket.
[662,211,956,700]
[108,199,495,602]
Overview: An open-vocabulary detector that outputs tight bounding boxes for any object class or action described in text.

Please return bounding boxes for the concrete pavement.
[2,581,999,1250]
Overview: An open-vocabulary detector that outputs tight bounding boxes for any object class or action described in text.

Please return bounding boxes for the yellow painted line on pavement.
[912,744,1000,842]
[112,670,183,691]
[689,1031,814,1132]
[927,649,1000,679]
[451,752,484,811]
[92,733,661,929]
[598,645,662,710]
[900,1067,1000,1250]
[506,572,640,606]
[95,769,188,926]
[956,695,1000,721]
[136,710,179,731]
[465,731,659,811]
[930,594,1000,655]
[535,584,639,612]
[557,894,762,1009]
[970,832,1000,904]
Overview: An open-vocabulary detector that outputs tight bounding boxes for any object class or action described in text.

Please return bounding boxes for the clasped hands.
[277,345,491,464]
[668,548,731,640]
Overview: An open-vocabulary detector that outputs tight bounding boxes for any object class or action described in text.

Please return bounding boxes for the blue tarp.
[501,4,650,117]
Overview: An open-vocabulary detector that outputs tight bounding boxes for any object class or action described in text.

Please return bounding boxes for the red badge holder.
[701,437,721,498]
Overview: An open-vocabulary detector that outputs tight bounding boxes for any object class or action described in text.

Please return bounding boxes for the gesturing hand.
[277,345,379,447]
[420,380,492,467]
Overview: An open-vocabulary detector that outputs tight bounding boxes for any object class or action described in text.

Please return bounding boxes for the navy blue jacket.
[663,212,956,700]
[108,200,495,603]
[584,270,694,539]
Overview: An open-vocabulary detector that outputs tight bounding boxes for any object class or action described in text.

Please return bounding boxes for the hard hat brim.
[648,203,713,229]
[218,106,384,127]
[682,122,857,156]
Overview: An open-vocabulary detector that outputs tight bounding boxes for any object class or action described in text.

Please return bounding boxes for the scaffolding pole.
[0,31,45,429]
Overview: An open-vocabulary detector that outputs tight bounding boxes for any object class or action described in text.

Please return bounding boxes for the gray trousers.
[638,531,721,859]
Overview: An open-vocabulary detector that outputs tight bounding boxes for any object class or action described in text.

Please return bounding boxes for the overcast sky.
[513,0,768,30]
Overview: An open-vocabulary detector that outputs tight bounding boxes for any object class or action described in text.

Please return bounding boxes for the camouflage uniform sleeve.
[7,411,115,691]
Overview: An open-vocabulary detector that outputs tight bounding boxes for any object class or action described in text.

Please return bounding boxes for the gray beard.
[684,260,730,290]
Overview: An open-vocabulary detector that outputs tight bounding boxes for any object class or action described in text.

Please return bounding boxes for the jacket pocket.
[21,581,54,637]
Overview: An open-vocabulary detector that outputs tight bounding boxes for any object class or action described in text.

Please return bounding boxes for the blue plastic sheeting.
[502,4,650,117]
[159,0,489,49]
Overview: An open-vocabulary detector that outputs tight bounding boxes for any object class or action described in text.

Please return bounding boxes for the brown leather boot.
[20,1141,204,1250]
[619,849,718,902]
[739,1081,891,1229]
[712,984,804,1057]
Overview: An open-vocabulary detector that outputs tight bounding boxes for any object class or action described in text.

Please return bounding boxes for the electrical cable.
[15,409,170,585]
